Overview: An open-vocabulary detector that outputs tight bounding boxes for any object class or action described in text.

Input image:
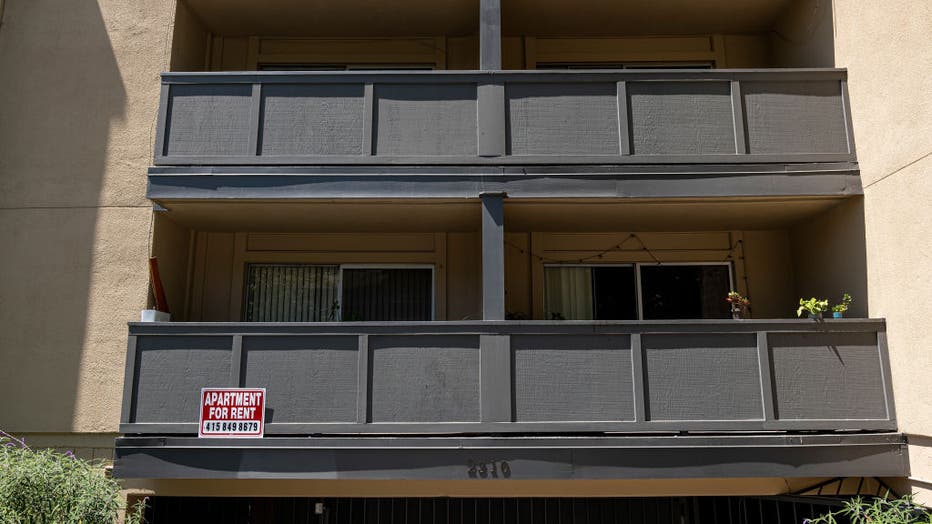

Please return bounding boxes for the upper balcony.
[149,68,860,200]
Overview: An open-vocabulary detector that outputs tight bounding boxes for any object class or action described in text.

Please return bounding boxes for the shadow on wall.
[790,197,869,318]
[0,0,125,432]
[771,0,836,67]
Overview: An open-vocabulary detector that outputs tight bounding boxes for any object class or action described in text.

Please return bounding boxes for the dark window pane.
[244,264,339,322]
[342,268,433,321]
[640,265,732,319]
[592,267,638,320]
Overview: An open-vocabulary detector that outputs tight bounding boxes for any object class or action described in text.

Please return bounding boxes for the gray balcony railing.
[120,319,894,435]
[153,69,856,166]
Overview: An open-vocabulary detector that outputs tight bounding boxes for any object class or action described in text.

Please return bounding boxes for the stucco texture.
[834,0,932,501]
[0,0,174,433]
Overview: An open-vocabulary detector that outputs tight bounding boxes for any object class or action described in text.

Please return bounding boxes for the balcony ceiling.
[185,0,478,37]
[185,0,790,37]
[154,197,843,233]
[503,0,793,36]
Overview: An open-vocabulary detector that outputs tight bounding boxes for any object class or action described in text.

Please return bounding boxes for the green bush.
[0,431,145,524]
[808,494,932,524]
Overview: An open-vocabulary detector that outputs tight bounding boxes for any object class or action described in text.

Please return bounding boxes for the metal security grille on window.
[245,264,340,322]
[244,265,432,322]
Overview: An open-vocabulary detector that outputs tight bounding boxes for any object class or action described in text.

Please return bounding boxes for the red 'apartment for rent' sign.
[198,388,266,438]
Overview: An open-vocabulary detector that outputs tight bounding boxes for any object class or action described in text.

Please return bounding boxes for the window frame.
[544,261,735,321]
[243,263,436,322]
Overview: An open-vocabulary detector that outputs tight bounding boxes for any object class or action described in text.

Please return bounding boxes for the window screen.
[244,264,340,322]
[244,265,433,322]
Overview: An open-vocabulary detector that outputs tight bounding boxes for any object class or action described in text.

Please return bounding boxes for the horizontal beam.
[147,165,862,201]
[160,69,851,84]
[113,433,908,480]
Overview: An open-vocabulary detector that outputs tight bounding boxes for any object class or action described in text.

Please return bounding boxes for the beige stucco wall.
[834,0,932,503]
[0,0,174,437]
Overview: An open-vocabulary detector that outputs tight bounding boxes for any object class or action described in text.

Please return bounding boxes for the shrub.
[807,494,932,524]
[0,431,145,524]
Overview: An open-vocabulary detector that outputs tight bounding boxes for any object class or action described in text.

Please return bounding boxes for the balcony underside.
[148,163,861,201]
[113,433,907,480]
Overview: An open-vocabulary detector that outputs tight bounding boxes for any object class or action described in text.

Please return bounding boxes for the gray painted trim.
[246,84,262,156]
[153,153,857,166]
[112,433,908,480]
[480,194,505,320]
[840,80,857,155]
[356,335,370,424]
[616,81,631,156]
[479,0,501,70]
[230,334,243,387]
[120,335,138,425]
[630,333,647,423]
[361,83,374,156]
[153,85,170,158]
[731,80,748,154]
[878,330,897,422]
[477,83,505,157]
[147,166,863,201]
[161,69,851,84]
[756,331,776,422]
[479,335,511,422]
[127,318,887,336]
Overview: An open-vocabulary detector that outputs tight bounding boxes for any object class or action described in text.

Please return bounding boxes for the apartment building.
[0,0,930,521]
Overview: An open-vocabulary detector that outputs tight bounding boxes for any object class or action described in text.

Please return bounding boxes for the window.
[244,264,433,322]
[545,263,732,320]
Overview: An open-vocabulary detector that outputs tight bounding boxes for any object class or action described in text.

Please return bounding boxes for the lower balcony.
[120,319,894,435]
[115,319,906,480]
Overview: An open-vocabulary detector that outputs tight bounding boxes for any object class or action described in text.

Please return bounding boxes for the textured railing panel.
[642,333,761,421]
[511,334,633,422]
[154,69,856,166]
[121,319,894,435]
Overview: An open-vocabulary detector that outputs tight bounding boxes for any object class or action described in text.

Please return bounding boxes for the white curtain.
[545,267,594,320]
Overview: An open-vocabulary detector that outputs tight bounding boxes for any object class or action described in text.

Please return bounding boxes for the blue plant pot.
[832,311,843,319]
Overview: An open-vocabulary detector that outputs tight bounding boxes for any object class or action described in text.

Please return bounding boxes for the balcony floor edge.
[113,432,907,480]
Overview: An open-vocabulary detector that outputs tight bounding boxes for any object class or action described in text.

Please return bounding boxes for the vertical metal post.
[480,0,502,70]
[481,192,506,320]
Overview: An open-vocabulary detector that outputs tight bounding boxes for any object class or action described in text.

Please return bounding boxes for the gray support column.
[480,334,512,421]
[480,0,502,70]
[481,192,506,320]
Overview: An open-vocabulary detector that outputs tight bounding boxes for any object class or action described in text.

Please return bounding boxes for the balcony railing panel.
[153,69,856,166]
[120,320,894,435]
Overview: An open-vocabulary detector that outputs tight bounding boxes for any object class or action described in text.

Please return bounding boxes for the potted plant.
[832,293,852,318]
[726,291,750,319]
[797,297,829,320]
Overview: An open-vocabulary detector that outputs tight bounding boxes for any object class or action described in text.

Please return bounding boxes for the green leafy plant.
[833,293,853,313]
[806,494,932,524]
[797,297,830,317]
[0,430,147,524]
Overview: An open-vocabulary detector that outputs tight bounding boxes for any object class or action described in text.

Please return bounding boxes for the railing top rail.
[128,318,886,336]
[160,68,849,84]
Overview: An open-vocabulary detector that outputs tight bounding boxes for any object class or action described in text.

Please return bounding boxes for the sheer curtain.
[544,267,594,320]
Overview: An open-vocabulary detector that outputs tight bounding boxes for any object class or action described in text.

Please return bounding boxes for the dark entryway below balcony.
[143,495,852,524]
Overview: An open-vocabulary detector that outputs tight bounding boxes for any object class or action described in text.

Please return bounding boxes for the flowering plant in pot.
[726,291,750,319]
[797,297,829,319]
[832,293,852,318]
